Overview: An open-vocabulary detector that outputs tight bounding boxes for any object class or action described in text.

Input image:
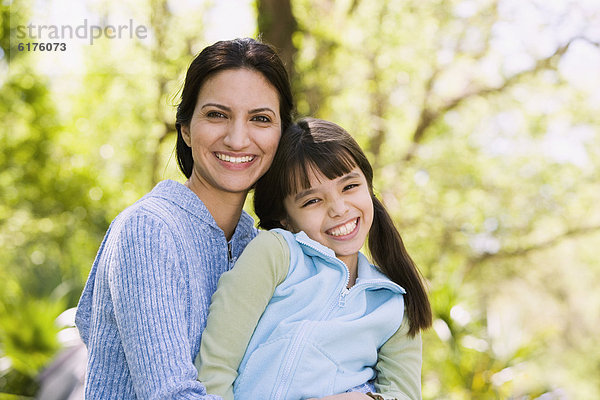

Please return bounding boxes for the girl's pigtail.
[368,195,432,336]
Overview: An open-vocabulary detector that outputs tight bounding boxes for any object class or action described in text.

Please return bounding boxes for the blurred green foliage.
[1,0,600,398]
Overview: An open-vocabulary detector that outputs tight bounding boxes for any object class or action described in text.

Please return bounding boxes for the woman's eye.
[207,111,226,119]
[252,115,271,123]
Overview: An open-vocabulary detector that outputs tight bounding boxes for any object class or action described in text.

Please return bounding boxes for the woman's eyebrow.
[248,107,276,115]
[201,103,230,111]
[199,104,275,117]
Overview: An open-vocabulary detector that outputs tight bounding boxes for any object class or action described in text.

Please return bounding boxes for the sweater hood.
[76,180,256,345]
[147,180,255,236]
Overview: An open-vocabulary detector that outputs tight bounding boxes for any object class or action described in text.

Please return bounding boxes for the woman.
[75,38,294,399]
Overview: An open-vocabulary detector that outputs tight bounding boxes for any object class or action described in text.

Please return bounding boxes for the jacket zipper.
[298,239,405,307]
[339,280,405,308]
[272,236,404,397]
[339,287,350,307]
[272,240,348,398]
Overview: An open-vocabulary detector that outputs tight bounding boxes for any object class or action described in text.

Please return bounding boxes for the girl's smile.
[282,167,374,274]
[326,217,359,238]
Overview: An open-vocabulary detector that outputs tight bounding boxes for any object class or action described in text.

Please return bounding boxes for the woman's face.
[181,68,281,197]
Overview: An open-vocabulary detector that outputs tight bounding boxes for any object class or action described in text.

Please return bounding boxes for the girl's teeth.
[328,219,357,237]
[216,153,254,163]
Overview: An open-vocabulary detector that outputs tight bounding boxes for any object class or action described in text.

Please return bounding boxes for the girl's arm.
[372,316,423,400]
[196,231,290,400]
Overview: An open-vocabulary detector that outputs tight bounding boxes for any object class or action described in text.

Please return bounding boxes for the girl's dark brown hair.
[175,38,294,178]
[254,118,432,336]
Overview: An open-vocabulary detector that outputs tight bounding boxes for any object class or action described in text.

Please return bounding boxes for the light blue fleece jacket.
[75,180,256,399]
[233,229,406,400]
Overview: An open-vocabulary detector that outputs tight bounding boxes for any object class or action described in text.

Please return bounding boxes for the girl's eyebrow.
[293,171,360,202]
[339,172,360,183]
[294,188,316,202]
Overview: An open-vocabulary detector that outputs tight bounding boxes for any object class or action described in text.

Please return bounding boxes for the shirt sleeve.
[196,231,290,400]
[108,214,219,399]
[373,316,423,400]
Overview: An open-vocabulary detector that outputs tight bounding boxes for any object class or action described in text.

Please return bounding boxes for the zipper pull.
[228,242,233,262]
[339,288,349,307]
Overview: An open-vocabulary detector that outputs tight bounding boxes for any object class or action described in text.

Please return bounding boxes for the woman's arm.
[372,316,423,400]
[308,394,372,400]
[108,215,218,399]
[196,231,290,400]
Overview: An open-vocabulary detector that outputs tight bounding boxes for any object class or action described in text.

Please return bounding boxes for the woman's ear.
[180,124,192,147]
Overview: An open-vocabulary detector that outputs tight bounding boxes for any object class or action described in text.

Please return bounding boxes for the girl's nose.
[328,196,349,217]
[223,119,251,150]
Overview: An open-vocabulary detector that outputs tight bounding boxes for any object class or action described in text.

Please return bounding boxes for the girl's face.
[181,68,281,197]
[282,166,374,269]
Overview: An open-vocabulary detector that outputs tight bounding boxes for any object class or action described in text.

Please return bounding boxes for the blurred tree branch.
[347,0,362,15]
[365,0,390,168]
[402,35,592,162]
[466,224,600,273]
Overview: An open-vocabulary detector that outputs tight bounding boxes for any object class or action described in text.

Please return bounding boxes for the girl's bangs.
[282,143,358,197]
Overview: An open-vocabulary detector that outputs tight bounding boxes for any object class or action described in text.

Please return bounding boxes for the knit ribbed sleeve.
[107,214,201,398]
[75,180,256,399]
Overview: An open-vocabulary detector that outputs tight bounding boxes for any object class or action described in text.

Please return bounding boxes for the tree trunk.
[256,0,297,81]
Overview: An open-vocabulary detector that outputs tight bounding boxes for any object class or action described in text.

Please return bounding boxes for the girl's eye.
[252,115,271,123]
[301,198,320,208]
[207,111,227,119]
[343,183,359,191]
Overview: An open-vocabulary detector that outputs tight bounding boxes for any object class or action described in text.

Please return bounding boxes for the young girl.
[196,118,432,400]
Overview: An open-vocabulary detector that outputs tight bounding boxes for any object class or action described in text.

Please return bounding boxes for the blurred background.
[1,0,599,398]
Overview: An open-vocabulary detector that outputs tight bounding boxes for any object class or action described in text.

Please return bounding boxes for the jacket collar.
[290,230,405,294]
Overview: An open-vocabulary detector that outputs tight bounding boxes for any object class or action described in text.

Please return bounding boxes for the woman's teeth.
[327,219,358,237]
[216,153,255,163]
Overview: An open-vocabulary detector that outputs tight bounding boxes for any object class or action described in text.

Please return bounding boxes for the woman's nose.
[223,119,251,150]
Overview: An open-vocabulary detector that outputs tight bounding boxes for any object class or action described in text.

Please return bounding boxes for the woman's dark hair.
[175,38,294,178]
[254,118,432,336]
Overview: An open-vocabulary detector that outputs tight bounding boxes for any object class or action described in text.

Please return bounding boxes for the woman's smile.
[181,68,282,198]
[214,152,257,167]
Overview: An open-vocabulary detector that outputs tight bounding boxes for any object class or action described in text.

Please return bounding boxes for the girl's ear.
[280,217,297,232]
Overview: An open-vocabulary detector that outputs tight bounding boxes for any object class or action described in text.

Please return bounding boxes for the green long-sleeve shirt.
[196,231,423,400]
